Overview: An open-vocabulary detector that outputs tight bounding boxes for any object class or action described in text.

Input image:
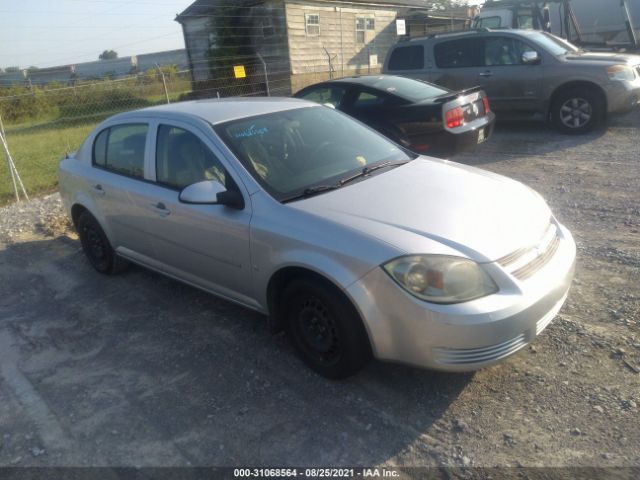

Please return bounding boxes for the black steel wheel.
[77,211,128,274]
[283,277,371,379]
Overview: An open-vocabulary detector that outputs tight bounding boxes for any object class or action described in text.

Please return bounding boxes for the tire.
[77,212,128,274]
[551,88,604,134]
[283,277,372,379]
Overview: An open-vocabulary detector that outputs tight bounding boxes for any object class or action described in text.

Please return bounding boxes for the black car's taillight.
[482,95,491,114]
[445,106,464,129]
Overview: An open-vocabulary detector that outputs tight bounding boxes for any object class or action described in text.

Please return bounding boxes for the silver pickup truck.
[383,29,640,133]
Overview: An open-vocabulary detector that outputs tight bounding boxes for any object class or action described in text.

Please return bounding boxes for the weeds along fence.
[0,61,310,206]
[0,66,305,206]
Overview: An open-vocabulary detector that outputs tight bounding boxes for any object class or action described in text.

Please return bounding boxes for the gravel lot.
[0,111,638,468]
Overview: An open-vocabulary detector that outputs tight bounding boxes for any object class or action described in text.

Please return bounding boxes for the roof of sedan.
[114,97,312,125]
[323,75,401,86]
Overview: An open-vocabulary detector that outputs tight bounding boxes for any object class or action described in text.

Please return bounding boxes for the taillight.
[482,95,491,114]
[445,106,464,129]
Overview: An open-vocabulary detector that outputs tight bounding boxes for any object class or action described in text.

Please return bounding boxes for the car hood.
[564,51,640,65]
[290,158,551,262]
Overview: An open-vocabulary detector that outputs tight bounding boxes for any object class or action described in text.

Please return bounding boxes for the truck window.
[477,16,502,28]
[483,37,538,66]
[388,45,424,71]
[434,39,481,68]
[517,15,533,29]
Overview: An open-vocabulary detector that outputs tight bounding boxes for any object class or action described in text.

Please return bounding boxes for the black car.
[294,75,495,158]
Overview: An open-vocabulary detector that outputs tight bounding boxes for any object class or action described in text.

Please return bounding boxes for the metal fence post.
[0,114,29,202]
[256,53,270,96]
[156,63,171,104]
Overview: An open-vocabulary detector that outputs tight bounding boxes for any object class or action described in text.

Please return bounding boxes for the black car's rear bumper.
[418,112,495,158]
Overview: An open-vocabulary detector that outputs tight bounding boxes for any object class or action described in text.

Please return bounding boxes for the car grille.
[433,333,527,365]
[496,221,560,281]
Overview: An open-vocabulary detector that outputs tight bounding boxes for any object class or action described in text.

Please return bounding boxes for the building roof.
[113,97,313,125]
[176,0,438,22]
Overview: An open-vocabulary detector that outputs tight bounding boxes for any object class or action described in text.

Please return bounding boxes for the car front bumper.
[346,223,576,372]
[606,76,640,114]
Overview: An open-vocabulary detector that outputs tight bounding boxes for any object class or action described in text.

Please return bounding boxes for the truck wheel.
[283,277,372,379]
[551,88,603,134]
[77,212,128,274]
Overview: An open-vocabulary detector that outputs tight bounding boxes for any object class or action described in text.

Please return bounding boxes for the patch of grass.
[1,121,97,205]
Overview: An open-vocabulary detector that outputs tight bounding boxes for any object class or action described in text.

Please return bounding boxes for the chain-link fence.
[0,60,319,205]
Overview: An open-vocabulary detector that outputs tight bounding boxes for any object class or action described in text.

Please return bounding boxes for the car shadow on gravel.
[0,235,472,466]
[451,118,609,166]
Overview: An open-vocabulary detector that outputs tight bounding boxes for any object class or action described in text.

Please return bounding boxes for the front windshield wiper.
[338,160,410,187]
[281,160,410,204]
[281,184,341,203]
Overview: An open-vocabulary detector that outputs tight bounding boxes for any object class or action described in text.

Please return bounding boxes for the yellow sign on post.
[233,65,246,79]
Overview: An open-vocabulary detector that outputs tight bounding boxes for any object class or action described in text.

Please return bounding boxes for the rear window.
[388,45,424,71]
[434,38,481,68]
[366,76,448,102]
[92,124,148,178]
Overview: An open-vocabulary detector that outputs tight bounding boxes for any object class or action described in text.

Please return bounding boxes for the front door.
[140,121,254,304]
[475,35,544,113]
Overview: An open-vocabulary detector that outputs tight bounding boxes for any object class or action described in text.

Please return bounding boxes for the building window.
[305,14,320,36]
[356,17,375,43]
[262,17,275,37]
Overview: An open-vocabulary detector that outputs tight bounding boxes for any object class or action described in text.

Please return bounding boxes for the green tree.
[99,50,118,61]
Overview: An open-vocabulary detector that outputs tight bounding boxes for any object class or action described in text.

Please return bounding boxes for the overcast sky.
[1,0,485,70]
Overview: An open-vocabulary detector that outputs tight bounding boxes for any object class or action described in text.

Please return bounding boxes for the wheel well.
[70,204,90,229]
[266,267,359,334]
[549,81,607,118]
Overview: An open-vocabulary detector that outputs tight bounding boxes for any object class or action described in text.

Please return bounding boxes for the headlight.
[607,65,636,82]
[383,255,498,304]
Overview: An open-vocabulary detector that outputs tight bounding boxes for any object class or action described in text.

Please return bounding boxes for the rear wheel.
[283,278,371,379]
[77,212,128,274]
[551,88,603,134]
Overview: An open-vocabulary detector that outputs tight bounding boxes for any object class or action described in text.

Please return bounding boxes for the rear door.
[429,37,484,91]
[90,121,158,259]
[339,87,409,142]
[476,35,544,113]
[384,43,428,81]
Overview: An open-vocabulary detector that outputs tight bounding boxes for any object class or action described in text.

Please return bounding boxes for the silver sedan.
[58,98,576,378]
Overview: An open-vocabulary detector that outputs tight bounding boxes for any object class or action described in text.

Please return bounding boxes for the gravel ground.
[0,112,638,469]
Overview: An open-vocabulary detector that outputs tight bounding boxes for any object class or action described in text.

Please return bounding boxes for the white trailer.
[473,0,639,51]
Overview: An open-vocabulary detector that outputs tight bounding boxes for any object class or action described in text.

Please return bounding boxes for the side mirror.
[522,51,541,65]
[179,180,244,209]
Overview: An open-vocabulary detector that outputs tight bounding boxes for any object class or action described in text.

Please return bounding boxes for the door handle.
[151,202,171,217]
[479,71,493,78]
[92,184,105,196]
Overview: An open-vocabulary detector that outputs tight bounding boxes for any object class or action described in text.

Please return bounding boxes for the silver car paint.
[59,99,576,371]
[384,30,640,116]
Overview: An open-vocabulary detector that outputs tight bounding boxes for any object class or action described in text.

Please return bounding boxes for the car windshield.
[216,106,414,201]
[367,76,450,102]
[528,31,580,56]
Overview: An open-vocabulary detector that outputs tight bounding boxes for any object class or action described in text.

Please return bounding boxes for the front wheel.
[77,212,128,274]
[551,88,603,134]
[283,278,372,379]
